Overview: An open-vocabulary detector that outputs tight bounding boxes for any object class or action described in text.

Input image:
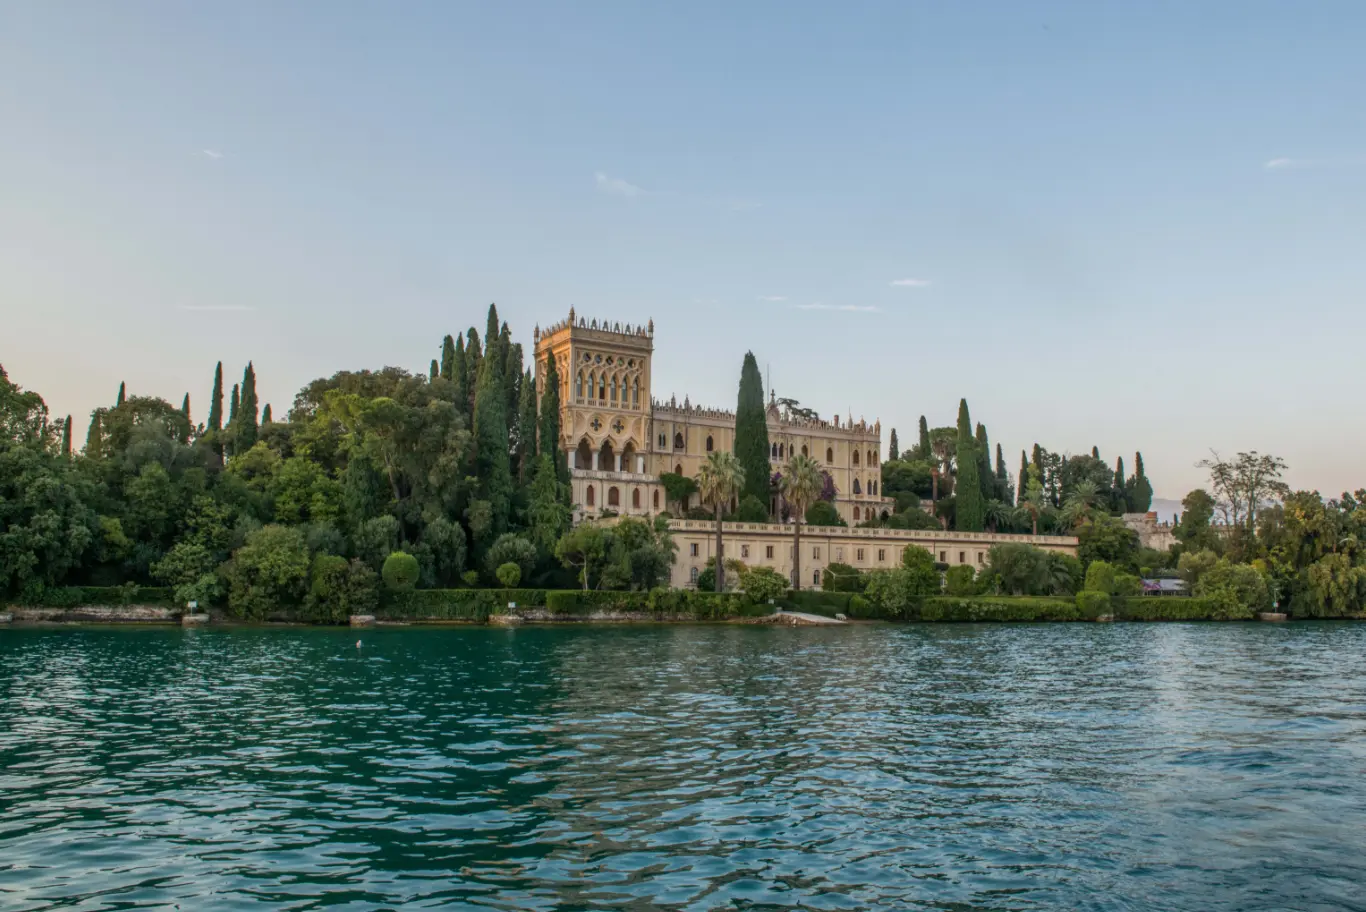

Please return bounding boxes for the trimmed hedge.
[914,596,1097,622]
[779,590,891,619]
[377,588,548,621]
[4,586,176,608]
[543,589,771,619]
[1113,597,1240,621]
[1076,590,1111,616]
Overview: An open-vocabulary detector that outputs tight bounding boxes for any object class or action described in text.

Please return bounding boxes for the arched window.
[690,567,699,584]
[826,447,833,463]
[674,463,683,476]
[853,506,861,521]
[576,372,584,400]
[706,436,714,452]
[853,450,860,467]
[610,376,618,403]
[608,487,620,507]
[674,432,685,449]
[632,488,641,508]
[587,371,596,401]
[779,444,785,458]
[801,445,808,457]
[653,490,660,509]
[868,450,875,466]
[598,374,606,400]
[771,443,777,459]
[586,485,595,507]
[853,478,862,494]
[632,378,639,408]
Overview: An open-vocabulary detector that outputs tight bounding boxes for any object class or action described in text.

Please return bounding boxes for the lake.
[3,623,1365,911]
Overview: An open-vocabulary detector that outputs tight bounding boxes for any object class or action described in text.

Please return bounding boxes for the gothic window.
[826,447,833,463]
[853,450,860,467]
[610,376,618,403]
[653,490,660,509]
[588,371,596,401]
[779,444,785,458]
[674,432,685,450]
[771,443,777,458]
[608,487,620,507]
[801,445,808,457]
[576,372,584,400]
[632,488,641,508]
[813,569,820,586]
[586,485,595,507]
[598,374,606,400]
[706,435,714,452]
[853,479,862,494]
[658,433,666,448]
[674,463,683,476]
[853,506,861,521]
[632,379,639,408]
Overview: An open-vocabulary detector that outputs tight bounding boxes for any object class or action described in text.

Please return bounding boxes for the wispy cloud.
[757,295,787,302]
[595,171,644,197]
[201,149,223,160]
[179,305,256,312]
[890,278,932,287]
[796,303,880,313]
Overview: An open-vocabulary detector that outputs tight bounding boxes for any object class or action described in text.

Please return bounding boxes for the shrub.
[1112,572,1143,598]
[1193,559,1268,619]
[1076,590,1110,616]
[495,562,522,588]
[306,555,379,623]
[944,565,977,596]
[223,525,311,619]
[381,551,420,591]
[736,495,770,523]
[1084,560,1116,595]
[6,586,175,609]
[822,562,865,592]
[805,501,845,527]
[461,570,479,587]
[484,533,538,582]
[915,596,1089,622]
[378,588,547,621]
[1114,597,1229,621]
[648,588,766,619]
[740,566,788,603]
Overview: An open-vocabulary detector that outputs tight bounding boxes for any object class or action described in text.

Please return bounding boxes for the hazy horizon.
[5,2,1364,502]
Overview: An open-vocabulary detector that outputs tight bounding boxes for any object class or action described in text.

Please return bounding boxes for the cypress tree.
[888,428,899,461]
[996,442,1008,497]
[262,403,272,424]
[61,415,72,456]
[465,327,482,415]
[733,352,771,509]
[116,381,126,406]
[955,399,984,531]
[917,416,930,458]
[486,306,501,361]
[504,338,523,429]
[238,362,259,450]
[451,334,468,412]
[1130,452,1153,512]
[1018,450,1028,507]
[517,368,537,483]
[440,334,457,381]
[539,353,569,486]
[975,422,993,502]
[473,337,512,541]
[1114,456,1127,511]
[86,411,104,457]
[1092,445,1100,460]
[429,359,439,381]
[229,383,239,423]
[180,393,191,420]
[208,362,224,432]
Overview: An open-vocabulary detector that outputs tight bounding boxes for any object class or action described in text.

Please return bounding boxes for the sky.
[3,1,1365,508]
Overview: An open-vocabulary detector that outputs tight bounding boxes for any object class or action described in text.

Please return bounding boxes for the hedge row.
[3,586,176,608]
[376,588,548,621]
[779,590,885,619]
[1113,597,1241,621]
[913,596,1096,622]
[545,589,771,619]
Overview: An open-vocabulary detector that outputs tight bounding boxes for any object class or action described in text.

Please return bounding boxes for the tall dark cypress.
[955,399,984,531]
[440,334,457,380]
[86,411,104,458]
[1114,456,1127,511]
[116,382,126,407]
[228,383,240,423]
[208,362,224,432]
[61,415,72,456]
[995,442,1008,494]
[733,352,771,509]
[975,422,993,502]
[1018,451,1029,507]
[517,368,537,483]
[429,359,439,380]
[917,416,930,459]
[485,306,501,361]
[888,428,899,461]
[1130,452,1153,512]
[451,334,468,412]
[465,328,482,416]
[504,338,523,430]
[261,403,272,425]
[180,393,191,419]
[1092,445,1100,460]
[539,353,568,485]
[473,332,512,541]
[238,362,259,451]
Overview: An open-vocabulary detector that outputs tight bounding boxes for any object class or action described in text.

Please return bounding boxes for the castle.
[534,310,891,526]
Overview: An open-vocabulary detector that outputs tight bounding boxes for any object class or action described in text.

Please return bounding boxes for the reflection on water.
[3,624,1365,910]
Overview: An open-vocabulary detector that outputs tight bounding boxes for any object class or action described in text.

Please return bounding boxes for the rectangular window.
[878,549,885,562]
[690,543,699,557]
[836,548,844,561]
[939,551,947,562]
[857,548,865,562]
[766,545,774,559]
[959,551,966,564]
[741,545,750,559]
[813,547,821,560]
[977,552,984,564]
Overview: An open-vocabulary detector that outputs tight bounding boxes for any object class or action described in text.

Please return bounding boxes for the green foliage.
[305,555,378,623]
[1128,452,1153,512]
[1084,560,1117,595]
[944,564,978,596]
[1112,572,1143,597]
[734,352,772,506]
[1177,548,1220,590]
[223,525,310,619]
[1302,552,1366,618]
[954,400,984,532]
[659,472,700,511]
[863,551,941,617]
[1112,597,1228,621]
[917,416,930,459]
[3,585,174,608]
[495,562,522,588]
[736,495,769,523]
[888,428,899,461]
[1174,489,1222,552]
[1192,558,1269,618]
[915,596,1093,622]
[739,565,787,603]
[484,533,537,583]
[472,315,512,544]
[527,455,571,552]
[381,551,421,591]
[804,500,844,527]
[821,562,865,592]
[0,444,98,597]
[1075,590,1110,616]
[1077,513,1139,570]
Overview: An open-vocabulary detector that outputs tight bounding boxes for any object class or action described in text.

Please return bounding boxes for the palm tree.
[985,498,1013,533]
[696,451,745,592]
[1019,465,1046,535]
[780,454,823,591]
[929,429,955,530]
[1060,479,1101,529]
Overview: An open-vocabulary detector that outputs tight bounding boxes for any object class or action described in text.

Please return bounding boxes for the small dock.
[772,610,848,626]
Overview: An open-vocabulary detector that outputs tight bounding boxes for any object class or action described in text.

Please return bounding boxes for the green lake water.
[2,623,1365,911]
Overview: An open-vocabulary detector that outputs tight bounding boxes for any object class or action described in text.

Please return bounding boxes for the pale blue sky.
[4,1,1364,502]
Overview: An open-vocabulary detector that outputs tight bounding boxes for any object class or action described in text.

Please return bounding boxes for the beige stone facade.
[533,310,891,525]
[667,520,1079,589]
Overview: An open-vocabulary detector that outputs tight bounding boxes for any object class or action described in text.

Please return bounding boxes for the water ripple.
[3,623,1366,910]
